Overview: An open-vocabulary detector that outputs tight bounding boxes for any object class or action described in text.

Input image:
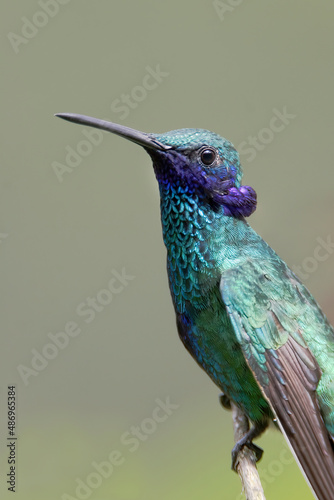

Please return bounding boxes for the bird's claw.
[231,440,263,471]
[219,392,231,410]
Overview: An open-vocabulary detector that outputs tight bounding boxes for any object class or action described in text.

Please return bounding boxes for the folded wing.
[220,258,334,500]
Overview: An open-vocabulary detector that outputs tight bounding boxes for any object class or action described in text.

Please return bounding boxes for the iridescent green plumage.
[56,113,334,500]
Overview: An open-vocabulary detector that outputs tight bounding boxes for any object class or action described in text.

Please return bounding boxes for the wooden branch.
[231,402,266,500]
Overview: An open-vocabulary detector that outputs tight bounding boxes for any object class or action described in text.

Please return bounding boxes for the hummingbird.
[56,112,334,500]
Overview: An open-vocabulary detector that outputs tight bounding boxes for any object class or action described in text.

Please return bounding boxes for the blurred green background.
[2,1,334,499]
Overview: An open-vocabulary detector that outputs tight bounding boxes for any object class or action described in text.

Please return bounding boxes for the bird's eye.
[200,147,217,166]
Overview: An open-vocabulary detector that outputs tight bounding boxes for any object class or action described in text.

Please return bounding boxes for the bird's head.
[55,114,257,218]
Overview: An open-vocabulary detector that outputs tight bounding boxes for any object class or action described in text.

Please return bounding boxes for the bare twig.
[231,402,266,500]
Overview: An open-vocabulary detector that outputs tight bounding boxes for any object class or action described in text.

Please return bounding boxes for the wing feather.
[220,259,334,500]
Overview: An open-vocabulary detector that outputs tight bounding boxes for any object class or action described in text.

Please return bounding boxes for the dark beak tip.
[55,112,79,122]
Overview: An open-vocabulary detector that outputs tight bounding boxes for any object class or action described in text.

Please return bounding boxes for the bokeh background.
[2,1,334,499]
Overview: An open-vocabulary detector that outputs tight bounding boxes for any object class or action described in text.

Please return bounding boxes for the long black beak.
[55,113,171,151]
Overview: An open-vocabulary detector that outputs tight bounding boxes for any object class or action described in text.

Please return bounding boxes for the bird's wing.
[220,258,334,500]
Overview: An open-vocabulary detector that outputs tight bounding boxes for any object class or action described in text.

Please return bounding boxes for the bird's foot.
[231,440,263,471]
[219,392,231,410]
[231,421,267,471]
